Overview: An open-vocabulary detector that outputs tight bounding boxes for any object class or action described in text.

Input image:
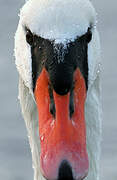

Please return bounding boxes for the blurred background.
[0,0,117,180]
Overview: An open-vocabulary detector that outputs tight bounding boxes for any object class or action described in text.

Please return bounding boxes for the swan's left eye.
[26,29,34,45]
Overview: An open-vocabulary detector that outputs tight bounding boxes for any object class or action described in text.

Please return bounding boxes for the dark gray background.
[0,0,117,180]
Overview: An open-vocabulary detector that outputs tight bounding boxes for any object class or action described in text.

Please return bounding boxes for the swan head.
[15,0,101,180]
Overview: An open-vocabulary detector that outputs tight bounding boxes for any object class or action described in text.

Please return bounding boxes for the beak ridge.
[34,68,89,180]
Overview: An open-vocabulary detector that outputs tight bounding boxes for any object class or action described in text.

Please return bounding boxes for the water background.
[0,0,117,179]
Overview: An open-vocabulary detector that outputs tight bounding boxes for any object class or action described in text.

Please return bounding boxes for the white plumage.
[15,0,102,180]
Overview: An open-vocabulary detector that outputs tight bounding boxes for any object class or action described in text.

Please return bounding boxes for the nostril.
[69,88,74,118]
[58,160,74,180]
[49,84,56,117]
[49,101,56,117]
[70,104,74,118]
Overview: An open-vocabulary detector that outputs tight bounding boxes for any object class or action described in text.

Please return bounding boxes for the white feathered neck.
[15,0,102,180]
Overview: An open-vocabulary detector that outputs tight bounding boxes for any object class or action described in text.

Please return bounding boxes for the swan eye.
[86,28,92,43]
[26,29,34,45]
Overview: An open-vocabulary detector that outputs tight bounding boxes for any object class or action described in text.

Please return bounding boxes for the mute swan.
[15,0,102,180]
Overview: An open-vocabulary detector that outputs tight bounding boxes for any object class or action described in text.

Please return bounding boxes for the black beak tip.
[58,160,74,180]
[46,160,86,180]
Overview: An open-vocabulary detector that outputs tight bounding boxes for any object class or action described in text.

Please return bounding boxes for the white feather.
[15,0,102,180]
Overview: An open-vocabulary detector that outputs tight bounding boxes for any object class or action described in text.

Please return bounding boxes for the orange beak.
[34,68,89,180]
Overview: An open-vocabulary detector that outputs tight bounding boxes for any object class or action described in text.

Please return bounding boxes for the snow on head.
[20,0,96,43]
[15,0,100,91]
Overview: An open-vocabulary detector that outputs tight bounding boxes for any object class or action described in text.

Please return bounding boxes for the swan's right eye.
[26,29,34,45]
[86,28,92,43]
